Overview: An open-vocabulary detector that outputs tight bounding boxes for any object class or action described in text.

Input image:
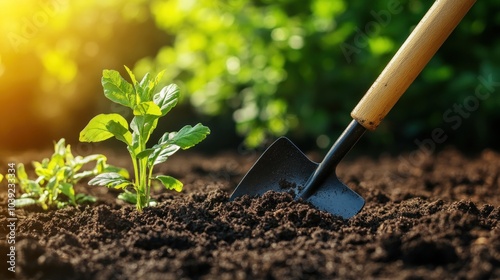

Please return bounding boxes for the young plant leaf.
[153,84,179,116]
[118,191,137,204]
[59,182,76,204]
[80,114,130,143]
[54,138,66,156]
[168,123,211,149]
[15,197,37,208]
[149,144,180,166]
[138,72,152,87]
[102,69,135,108]
[155,175,183,192]
[107,120,133,146]
[34,163,54,178]
[75,193,97,204]
[133,101,162,116]
[17,163,29,181]
[75,154,106,166]
[130,115,159,146]
[47,153,64,173]
[137,72,152,101]
[124,65,138,87]
[55,167,69,182]
[16,138,121,210]
[19,180,41,194]
[156,132,172,146]
[47,176,59,198]
[137,70,166,104]
[74,170,97,180]
[102,165,130,178]
[149,70,165,96]
[35,191,48,210]
[89,172,132,189]
[17,164,41,193]
[136,148,156,159]
[65,145,75,164]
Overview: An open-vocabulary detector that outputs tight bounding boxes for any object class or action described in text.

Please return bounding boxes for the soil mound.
[1,148,499,279]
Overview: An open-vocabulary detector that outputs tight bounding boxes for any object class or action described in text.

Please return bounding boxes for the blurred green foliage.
[136,0,500,150]
[1,0,499,152]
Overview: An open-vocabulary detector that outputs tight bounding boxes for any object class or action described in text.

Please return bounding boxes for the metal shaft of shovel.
[298,120,365,200]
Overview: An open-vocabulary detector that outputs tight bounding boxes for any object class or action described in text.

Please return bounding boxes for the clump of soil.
[0,148,499,279]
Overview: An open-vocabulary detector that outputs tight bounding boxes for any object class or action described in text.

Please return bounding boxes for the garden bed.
[1,147,499,279]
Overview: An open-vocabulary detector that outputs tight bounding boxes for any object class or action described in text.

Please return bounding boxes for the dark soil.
[1,147,499,279]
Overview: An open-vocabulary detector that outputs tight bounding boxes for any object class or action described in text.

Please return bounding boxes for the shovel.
[230,0,476,219]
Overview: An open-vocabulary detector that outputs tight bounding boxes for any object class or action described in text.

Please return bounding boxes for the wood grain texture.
[351,0,476,130]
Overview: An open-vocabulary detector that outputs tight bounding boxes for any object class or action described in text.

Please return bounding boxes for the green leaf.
[152,70,165,86]
[15,197,37,208]
[102,165,130,179]
[17,163,42,194]
[138,72,152,88]
[138,70,165,102]
[47,153,64,172]
[34,158,48,169]
[47,176,59,195]
[75,154,106,166]
[73,170,96,180]
[125,65,145,105]
[65,144,75,165]
[55,167,70,183]
[88,172,132,189]
[133,101,162,116]
[57,202,69,209]
[153,84,179,116]
[75,193,97,204]
[80,113,130,144]
[156,131,172,146]
[17,163,28,181]
[72,161,85,175]
[124,65,138,87]
[138,73,153,102]
[26,181,42,194]
[168,123,211,149]
[54,138,66,156]
[118,191,137,204]
[38,191,49,210]
[136,148,156,159]
[155,175,183,192]
[59,182,75,203]
[34,165,54,179]
[102,69,135,108]
[149,144,180,166]
[130,115,159,146]
[137,72,152,100]
[94,157,108,174]
[107,120,133,146]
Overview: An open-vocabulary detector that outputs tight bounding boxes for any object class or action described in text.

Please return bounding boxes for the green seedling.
[79,66,210,211]
[15,138,127,210]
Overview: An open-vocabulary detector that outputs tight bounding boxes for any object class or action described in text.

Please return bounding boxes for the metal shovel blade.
[230,137,365,219]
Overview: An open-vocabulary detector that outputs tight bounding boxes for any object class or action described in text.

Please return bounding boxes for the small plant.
[79,66,210,211]
[15,138,127,210]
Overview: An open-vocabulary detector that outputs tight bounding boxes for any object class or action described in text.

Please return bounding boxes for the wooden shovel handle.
[351,0,476,130]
